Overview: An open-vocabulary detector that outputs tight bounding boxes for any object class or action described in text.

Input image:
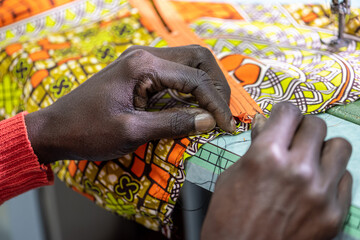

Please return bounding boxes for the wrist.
[25,108,63,164]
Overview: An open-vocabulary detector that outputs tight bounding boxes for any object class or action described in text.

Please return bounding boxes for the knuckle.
[221,81,231,98]
[121,49,157,79]
[122,45,141,54]
[187,44,203,49]
[191,69,211,92]
[196,69,210,82]
[291,164,316,183]
[344,170,353,185]
[323,209,343,234]
[170,111,191,136]
[329,137,352,154]
[189,44,213,60]
[119,46,144,62]
[304,115,327,132]
[324,138,353,168]
[250,141,287,167]
[180,70,202,91]
[272,102,302,118]
[121,114,143,146]
[198,46,213,59]
[122,49,152,66]
[107,114,141,155]
[306,184,328,206]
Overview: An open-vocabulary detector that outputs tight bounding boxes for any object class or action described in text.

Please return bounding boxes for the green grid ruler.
[345,206,360,239]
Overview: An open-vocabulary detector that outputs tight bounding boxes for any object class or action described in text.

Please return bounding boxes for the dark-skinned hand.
[24,45,236,164]
[201,102,353,240]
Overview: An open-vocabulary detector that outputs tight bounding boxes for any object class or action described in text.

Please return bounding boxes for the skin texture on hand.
[24,45,236,164]
[201,102,353,240]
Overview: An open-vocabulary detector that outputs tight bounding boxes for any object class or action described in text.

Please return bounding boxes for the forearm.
[0,112,53,205]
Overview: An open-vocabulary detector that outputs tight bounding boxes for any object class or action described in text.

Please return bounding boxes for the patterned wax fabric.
[0,0,75,27]
[1,0,360,237]
[0,1,250,236]
[284,4,360,37]
[170,1,360,115]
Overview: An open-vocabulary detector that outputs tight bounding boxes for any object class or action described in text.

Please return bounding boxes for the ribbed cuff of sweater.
[0,112,54,205]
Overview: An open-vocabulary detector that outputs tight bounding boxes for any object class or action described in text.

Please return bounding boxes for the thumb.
[251,113,267,140]
[131,108,216,142]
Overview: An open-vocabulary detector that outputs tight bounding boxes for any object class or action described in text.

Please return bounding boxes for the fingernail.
[230,117,237,133]
[195,113,216,133]
[252,113,265,128]
[252,113,260,126]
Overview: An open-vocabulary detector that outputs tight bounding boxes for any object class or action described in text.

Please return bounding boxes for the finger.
[337,171,352,223]
[251,113,267,140]
[321,138,352,190]
[133,52,235,132]
[123,45,231,104]
[256,102,303,148]
[134,78,152,110]
[290,116,327,165]
[129,108,216,142]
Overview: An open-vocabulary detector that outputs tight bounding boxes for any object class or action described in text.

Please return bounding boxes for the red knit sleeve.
[0,112,54,204]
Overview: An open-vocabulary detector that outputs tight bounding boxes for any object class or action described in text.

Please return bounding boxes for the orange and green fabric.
[1,0,360,237]
[0,1,251,235]
[0,0,75,27]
